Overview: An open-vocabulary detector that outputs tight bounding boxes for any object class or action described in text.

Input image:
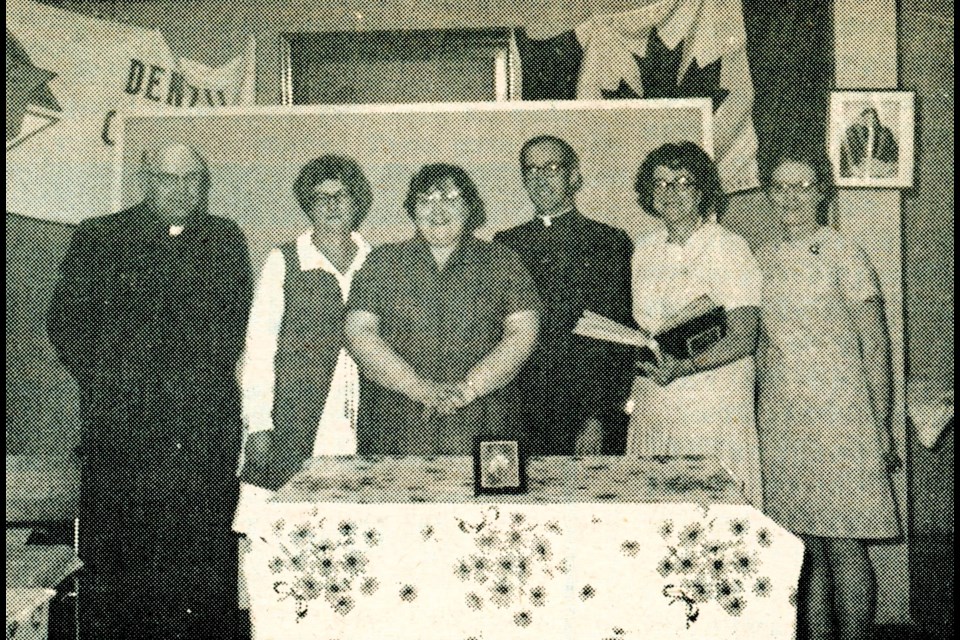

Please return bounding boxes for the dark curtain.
[514,28,584,101]
[742,0,835,178]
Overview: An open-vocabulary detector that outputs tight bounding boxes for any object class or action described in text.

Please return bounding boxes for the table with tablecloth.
[244,456,803,640]
[5,589,56,640]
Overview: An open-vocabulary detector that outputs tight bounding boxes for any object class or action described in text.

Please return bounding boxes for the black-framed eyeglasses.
[414,188,463,207]
[522,162,567,178]
[651,176,697,193]
[767,181,817,196]
[312,189,351,207]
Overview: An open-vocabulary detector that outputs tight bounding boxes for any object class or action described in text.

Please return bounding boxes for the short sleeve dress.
[348,235,540,455]
[756,226,899,538]
[626,222,764,506]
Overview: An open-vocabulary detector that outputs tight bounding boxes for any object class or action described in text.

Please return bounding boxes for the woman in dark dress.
[346,163,540,454]
[233,156,374,634]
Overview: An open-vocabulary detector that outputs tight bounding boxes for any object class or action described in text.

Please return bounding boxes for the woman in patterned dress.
[755,148,900,640]
[626,141,764,507]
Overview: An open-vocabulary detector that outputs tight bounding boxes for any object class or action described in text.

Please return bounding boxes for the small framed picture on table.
[828,90,915,188]
[473,437,527,495]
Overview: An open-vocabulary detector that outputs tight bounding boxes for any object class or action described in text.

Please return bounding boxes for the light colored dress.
[626,222,764,507]
[756,226,899,537]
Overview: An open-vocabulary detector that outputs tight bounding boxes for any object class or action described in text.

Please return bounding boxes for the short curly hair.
[292,155,373,228]
[634,141,726,219]
[402,163,486,233]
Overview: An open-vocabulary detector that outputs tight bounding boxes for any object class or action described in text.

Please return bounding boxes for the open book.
[574,295,727,365]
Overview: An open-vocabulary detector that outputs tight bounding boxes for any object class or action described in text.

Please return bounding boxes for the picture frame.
[828,90,915,188]
[473,437,527,496]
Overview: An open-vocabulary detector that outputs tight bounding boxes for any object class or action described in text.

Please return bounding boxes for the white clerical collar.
[536,208,575,227]
[168,225,184,237]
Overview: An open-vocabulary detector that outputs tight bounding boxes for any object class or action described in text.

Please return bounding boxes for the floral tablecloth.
[5,589,55,640]
[245,456,803,640]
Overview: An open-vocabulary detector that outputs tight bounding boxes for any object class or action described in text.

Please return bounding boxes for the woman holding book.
[755,147,899,640]
[625,141,763,506]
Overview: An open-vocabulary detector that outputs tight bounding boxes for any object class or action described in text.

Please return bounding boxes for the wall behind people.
[111,105,708,275]
[14,0,952,625]
[899,0,954,632]
[900,0,954,402]
[5,214,80,455]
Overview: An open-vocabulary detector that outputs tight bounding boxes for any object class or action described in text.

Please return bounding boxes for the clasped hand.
[412,380,478,419]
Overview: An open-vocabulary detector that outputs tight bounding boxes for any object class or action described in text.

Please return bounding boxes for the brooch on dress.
[809,243,821,255]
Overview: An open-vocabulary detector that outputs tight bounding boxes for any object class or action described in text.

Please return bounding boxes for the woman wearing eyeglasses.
[345,163,540,454]
[232,154,375,628]
[234,154,374,496]
[756,148,899,640]
[625,141,763,507]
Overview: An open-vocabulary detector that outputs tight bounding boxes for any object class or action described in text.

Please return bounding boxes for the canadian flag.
[517,0,759,192]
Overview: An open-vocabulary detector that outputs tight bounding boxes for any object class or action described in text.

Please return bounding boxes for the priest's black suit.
[47,202,252,640]
[493,211,634,455]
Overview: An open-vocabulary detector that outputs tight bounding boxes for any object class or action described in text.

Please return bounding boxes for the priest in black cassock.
[47,143,253,640]
[493,136,635,456]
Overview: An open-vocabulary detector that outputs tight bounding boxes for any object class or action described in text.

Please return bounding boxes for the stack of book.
[573,295,727,365]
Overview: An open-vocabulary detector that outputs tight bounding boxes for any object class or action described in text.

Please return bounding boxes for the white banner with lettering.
[5,0,256,224]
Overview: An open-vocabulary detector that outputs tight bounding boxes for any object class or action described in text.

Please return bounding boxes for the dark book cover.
[636,306,727,365]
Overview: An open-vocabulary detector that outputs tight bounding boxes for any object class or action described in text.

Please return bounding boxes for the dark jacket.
[840,122,899,175]
[46,201,252,639]
[493,211,634,454]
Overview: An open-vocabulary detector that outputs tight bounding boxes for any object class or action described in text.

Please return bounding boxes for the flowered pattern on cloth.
[276,455,746,505]
[267,509,381,620]
[451,506,573,628]
[5,589,54,640]
[636,511,780,627]
[246,458,805,639]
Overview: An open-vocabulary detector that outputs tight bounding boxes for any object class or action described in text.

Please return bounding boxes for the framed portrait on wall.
[828,90,915,188]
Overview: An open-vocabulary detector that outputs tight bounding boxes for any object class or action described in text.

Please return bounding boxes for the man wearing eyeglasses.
[493,135,635,456]
[47,143,252,639]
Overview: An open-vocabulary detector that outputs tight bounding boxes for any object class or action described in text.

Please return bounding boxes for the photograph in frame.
[828,90,915,188]
[473,437,527,495]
